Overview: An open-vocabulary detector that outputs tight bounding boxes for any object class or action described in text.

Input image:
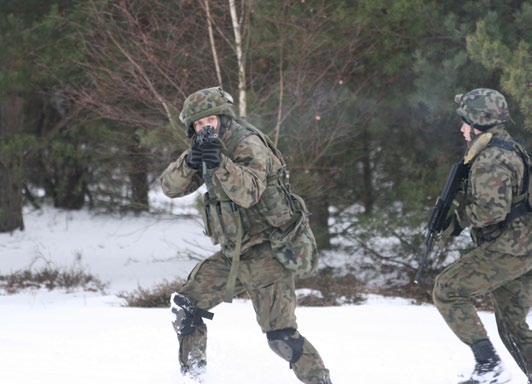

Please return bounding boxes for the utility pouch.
[269,193,319,279]
[255,179,294,228]
[201,193,217,245]
[201,192,244,247]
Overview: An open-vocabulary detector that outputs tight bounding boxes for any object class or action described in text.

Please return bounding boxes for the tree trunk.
[127,136,149,213]
[361,129,374,215]
[0,95,25,232]
[307,195,331,251]
[38,108,87,210]
[0,164,24,232]
[51,163,86,210]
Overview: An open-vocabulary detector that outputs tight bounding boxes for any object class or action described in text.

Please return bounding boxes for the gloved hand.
[185,142,202,170]
[436,213,462,249]
[436,185,471,248]
[454,202,469,231]
[437,204,470,248]
[444,213,465,237]
[201,141,221,169]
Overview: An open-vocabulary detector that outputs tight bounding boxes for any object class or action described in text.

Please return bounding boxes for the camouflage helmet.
[454,88,509,130]
[179,87,235,137]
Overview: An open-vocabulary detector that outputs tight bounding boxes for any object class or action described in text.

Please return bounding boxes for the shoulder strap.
[223,123,283,162]
[239,121,287,167]
[488,138,530,194]
[225,120,289,179]
[488,137,516,152]
[222,125,254,160]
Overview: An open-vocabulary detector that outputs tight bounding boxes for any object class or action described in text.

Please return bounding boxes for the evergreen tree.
[465,2,532,132]
[0,1,89,232]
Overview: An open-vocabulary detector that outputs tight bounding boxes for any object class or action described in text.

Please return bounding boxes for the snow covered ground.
[1,191,530,384]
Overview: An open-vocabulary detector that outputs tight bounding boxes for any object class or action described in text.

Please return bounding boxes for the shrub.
[118,278,184,307]
[0,265,107,294]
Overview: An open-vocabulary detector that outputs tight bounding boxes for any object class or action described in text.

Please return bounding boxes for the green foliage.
[0,0,91,218]
[0,2,83,95]
[0,134,37,166]
[464,2,532,129]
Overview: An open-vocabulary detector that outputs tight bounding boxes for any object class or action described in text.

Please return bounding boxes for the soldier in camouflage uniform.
[433,89,532,384]
[160,87,332,384]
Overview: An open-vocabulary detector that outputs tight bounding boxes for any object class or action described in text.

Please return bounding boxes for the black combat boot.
[458,339,510,384]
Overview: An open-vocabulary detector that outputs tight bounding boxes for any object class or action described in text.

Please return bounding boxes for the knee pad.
[171,306,205,336]
[266,328,304,364]
[170,294,207,336]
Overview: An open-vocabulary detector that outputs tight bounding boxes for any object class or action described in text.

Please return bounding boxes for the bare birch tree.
[203,0,223,86]
[228,0,247,117]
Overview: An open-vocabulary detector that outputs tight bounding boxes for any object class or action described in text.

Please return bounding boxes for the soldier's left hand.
[201,141,221,169]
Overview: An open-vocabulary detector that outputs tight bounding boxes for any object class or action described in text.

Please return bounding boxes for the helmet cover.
[454,88,509,130]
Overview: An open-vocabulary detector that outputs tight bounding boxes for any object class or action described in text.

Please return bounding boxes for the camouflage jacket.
[465,125,532,255]
[160,121,289,254]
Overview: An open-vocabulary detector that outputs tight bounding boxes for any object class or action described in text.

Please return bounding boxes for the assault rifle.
[195,125,217,175]
[414,159,470,284]
[195,125,216,146]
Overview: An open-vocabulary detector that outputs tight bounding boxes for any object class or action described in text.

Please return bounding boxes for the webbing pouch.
[269,194,319,279]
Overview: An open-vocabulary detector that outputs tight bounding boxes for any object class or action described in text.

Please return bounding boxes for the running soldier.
[433,88,532,384]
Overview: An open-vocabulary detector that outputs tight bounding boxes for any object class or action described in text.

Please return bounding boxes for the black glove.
[439,213,464,247]
[447,213,464,237]
[185,142,202,170]
[201,141,221,169]
[440,188,468,238]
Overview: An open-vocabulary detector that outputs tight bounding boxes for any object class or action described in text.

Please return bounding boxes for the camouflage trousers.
[433,246,532,378]
[174,241,331,384]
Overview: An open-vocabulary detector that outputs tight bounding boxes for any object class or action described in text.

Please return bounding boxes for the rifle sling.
[223,202,242,303]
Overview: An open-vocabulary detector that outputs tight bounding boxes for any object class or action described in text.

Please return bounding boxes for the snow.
[1,190,530,384]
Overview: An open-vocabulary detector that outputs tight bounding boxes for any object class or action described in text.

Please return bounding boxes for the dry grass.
[0,266,107,294]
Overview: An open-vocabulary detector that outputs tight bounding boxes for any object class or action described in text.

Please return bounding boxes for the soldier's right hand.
[437,213,464,248]
[185,142,202,170]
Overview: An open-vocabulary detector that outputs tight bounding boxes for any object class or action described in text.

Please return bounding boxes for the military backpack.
[488,138,532,214]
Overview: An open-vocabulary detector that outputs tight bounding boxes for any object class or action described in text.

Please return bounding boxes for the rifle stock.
[414,160,470,284]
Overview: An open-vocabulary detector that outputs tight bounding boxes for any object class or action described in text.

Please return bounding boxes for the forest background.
[1,0,532,302]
